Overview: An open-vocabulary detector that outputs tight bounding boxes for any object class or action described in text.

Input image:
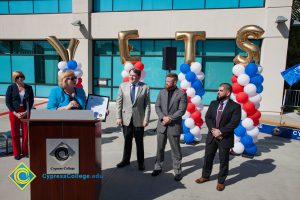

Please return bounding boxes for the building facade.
[0,0,293,113]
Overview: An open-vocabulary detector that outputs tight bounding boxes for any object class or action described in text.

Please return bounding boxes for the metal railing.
[283,89,300,111]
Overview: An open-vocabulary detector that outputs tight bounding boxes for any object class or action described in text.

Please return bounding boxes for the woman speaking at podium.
[47,70,86,110]
[5,71,34,160]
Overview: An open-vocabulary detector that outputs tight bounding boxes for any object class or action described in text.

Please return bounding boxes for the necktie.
[215,102,224,128]
[131,84,136,103]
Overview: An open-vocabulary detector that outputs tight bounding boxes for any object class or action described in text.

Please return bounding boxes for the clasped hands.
[162,116,172,126]
[212,128,223,140]
[14,111,27,119]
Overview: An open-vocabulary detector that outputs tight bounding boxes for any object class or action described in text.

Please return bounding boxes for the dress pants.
[202,138,230,184]
[8,106,29,157]
[122,119,144,165]
[154,130,182,175]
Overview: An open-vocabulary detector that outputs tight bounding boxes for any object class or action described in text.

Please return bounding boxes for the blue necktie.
[131,84,136,103]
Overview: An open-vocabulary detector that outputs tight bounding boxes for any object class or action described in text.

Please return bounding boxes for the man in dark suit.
[116,68,150,171]
[151,73,187,181]
[195,83,241,191]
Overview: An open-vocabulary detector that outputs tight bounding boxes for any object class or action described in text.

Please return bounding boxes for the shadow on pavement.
[256,134,291,155]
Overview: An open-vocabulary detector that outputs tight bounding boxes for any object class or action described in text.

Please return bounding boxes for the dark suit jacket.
[5,83,34,112]
[155,88,187,135]
[205,99,241,148]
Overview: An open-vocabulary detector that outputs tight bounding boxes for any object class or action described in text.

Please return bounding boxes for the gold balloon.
[234,25,265,65]
[46,36,80,62]
[175,31,206,64]
[118,30,141,64]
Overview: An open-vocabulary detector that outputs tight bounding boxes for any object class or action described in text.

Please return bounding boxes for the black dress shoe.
[174,174,182,181]
[116,161,130,168]
[138,164,145,171]
[14,155,21,160]
[151,170,162,176]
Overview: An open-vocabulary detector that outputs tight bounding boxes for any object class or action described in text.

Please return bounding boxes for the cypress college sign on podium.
[27,110,102,200]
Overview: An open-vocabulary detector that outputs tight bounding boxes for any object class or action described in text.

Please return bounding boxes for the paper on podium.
[30,110,95,121]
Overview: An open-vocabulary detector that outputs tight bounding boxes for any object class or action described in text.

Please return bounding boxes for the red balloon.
[191,111,201,122]
[195,118,204,127]
[187,103,196,113]
[131,60,139,65]
[248,110,261,121]
[236,92,249,104]
[253,119,259,126]
[187,96,191,103]
[231,75,238,83]
[77,77,82,84]
[180,88,187,92]
[134,61,144,71]
[123,77,129,82]
[243,101,256,116]
[76,83,83,88]
[232,83,244,94]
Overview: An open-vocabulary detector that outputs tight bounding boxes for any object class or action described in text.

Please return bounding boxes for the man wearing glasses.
[116,68,151,171]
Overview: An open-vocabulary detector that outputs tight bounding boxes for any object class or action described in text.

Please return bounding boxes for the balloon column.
[231,25,265,156]
[46,36,83,88]
[175,31,206,143]
[118,30,146,82]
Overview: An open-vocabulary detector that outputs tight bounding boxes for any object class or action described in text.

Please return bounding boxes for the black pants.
[202,138,230,184]
[122,119,144,165]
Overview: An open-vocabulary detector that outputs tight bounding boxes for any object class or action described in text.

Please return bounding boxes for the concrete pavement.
[0,97,300,200]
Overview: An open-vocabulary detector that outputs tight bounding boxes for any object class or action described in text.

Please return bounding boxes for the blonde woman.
[47,70,86,110]
[5,71,34,160]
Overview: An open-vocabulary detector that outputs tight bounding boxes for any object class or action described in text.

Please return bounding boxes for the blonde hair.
[12,71,25,82]
[58,70,76,88]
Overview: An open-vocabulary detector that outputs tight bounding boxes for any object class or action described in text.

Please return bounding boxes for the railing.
[283,89,300,111]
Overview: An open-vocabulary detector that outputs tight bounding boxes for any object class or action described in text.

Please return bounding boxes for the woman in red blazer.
[5,71,34,160]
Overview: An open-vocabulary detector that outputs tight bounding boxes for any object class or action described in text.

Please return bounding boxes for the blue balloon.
[196,88,205,97]
[184,132,195,143]
[244,144,257,155]
[192,80,203,90]
[67,60,78,70]
[183,124,190,133]
[250,74,264,85]
[180,63,190,74]
[256,84,264,93]
[234,125,246,137]
[245,63,258,77]
[182,119,185,126]
[241,135,254,148]
[185,71,196,83]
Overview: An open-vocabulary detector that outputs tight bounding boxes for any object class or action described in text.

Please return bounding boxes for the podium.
[28,110,102,200]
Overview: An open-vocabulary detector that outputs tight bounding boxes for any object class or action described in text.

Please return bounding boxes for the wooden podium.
[28,110,102,200]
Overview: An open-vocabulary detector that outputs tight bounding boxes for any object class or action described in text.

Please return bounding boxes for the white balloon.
[255,102,260,109]
[257,65,263,74]
[232,142,245,154]
[232,64,245,76]
[247,127,259,138]
[76,62,82,70]
[180,134,184,142]
[58,70,63,77]
[244,83,257,97]
[190,126,201,136]
[180,79,191,89]
[196,72,205,81]
[121,70,129,78]
[237,74,250,86]
[242,118,254,130]
[74,69,83,78]
[231,93,236,101]
[190,62,202,74]
[194,134,202,142]
[241,109,247,120]
[191,95,202,106]
[196,104,204,111]
[249,94,262,104]
[141,70,146,79]
[124,62,134,72]
[182,111,191,119]
[234,135,240,143]
[185,118,195,129]
[186,87,196,98]
[178,72,185,81]
[58,61,67,70]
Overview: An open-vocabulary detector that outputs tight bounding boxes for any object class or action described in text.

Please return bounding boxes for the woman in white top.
[5,71,34,160]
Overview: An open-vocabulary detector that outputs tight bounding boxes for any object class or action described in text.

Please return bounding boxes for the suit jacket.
[155,88,187,135]
[205,99,241,148]
[116,82,151,127]
[5,83,34,112]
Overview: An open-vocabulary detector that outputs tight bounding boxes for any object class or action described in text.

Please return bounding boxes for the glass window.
[141,40,154,55]
[205,0,239,8]
[0,41,10,54]
[0,84,11,95]
[11,56,35,83]
[112,56,124,86]
[95,41,112,55]
[94,0,112,11]
[59,0,72,13]
[0,0,9,14]
[9,0,34,14]
[173,0,204,9]
[34,0,58,13]
[34,55,59,84]
[143,0,172,10]
[35,85,56,97]
[0,56,11,82]
[204,40,236,56]
[154,40,171,56]
[142,56,166,87]
[12,41,34,55]
[94,87,111,99]
[113,0,141,11]
[171,40,184,56]
[240,0,264,8]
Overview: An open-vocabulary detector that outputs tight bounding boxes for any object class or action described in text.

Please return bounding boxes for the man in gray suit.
[152,73,187,181]
[116,68,150,171]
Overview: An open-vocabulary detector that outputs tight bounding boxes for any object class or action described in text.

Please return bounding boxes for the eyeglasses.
[16,76,25,80]
[66,77,77,81]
